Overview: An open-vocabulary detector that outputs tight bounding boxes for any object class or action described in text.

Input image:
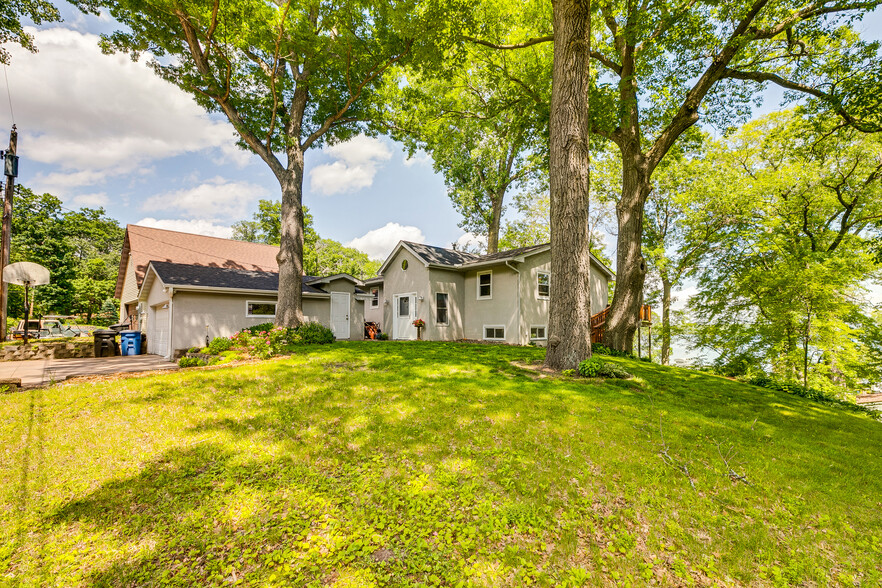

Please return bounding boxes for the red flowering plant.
[412,318,426,328]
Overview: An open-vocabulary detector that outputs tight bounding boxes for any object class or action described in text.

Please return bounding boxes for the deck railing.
[590,305,651,344]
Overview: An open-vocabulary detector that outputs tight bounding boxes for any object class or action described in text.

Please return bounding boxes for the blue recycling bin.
[119,330,143,356]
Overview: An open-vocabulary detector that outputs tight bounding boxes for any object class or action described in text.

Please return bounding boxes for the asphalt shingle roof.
[402,241,480,266]
[116,225,280,298]
[150,262,326,294]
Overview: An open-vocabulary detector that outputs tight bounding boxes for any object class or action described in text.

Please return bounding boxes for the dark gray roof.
[464,243,549,265]
[402,241,480,266]
[150,262,327,294]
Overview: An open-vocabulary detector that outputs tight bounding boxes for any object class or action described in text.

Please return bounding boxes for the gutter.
[505,260,522,344]
[167,286,174,360]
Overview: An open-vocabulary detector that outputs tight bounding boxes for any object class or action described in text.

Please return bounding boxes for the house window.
[371,288,379,308]
[537,271,550,299]
[398,296,409,317]
[246,301,276,318]
[530,325,547,340]
[484,325,505,340]
[477,271,492,299]
[436,293,449,325]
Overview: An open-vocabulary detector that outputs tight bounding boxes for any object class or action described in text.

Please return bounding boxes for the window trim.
[246,300,277,318]
[477,270,493,300]
[537,270,550,300]
[435,292,449,326]
[370,287,379,308]
[530,325,547,341]
[483,324,505,340]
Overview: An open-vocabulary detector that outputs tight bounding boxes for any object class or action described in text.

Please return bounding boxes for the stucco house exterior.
[115,225,368,358]
[363,241,614,345]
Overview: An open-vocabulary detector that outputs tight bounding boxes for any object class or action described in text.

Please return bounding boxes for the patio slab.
[0,354,178,389]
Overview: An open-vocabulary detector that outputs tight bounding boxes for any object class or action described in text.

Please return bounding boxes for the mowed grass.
[1,342,880,587]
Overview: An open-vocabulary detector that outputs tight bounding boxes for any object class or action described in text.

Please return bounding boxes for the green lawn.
[1,342,880,587]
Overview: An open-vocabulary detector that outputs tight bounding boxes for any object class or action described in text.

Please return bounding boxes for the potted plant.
[413,318,425,340]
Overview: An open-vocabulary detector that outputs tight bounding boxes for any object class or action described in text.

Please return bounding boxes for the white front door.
[152,305,169,357]
[330,292,351,339]
[392,294,417,340]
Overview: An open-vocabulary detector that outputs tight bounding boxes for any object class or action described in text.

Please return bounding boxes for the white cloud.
[347,222,425,260]
[141,177,268,221]
[71,192,109,207]
[134,217,234,239]
[402,149,431,167]
[455,232,487,254]
[8,27,242,196]
[309,136,392,195]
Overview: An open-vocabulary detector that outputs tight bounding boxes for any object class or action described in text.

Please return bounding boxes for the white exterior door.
[392,294,417,340]
[330,292,351,339]
[152,305,169,357]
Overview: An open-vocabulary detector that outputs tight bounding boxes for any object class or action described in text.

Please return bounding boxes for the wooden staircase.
[590,305,651,344]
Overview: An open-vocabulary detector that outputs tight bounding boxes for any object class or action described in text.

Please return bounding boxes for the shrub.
[243,322,275,335]
[207,336,234,355]
[178,356,205,368]
[592,343,635,359]
[377,332,389,341]
[296,322,335,344]
[578,356,633,379]
[745,375,873,416]
[578,357,605,377]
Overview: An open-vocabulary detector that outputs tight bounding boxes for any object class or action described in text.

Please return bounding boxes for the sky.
[2,5,477,262]
[5,6,880,262]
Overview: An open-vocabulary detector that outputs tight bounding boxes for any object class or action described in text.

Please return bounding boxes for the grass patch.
[1,342,880,586]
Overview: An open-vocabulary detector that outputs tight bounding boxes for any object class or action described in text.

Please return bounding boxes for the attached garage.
[136,261,369,359]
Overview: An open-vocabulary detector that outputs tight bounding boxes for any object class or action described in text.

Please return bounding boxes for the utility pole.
[0,125,18,341]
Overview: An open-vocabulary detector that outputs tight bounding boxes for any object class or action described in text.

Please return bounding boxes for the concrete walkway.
[0,354,178,388]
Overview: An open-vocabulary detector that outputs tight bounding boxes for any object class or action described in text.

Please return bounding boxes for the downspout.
[168,286,174,360]
[506,261,521,344]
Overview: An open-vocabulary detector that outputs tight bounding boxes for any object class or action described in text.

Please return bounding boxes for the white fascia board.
[162,284,330,298]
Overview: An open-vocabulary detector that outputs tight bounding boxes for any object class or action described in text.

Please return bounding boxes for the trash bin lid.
[93,329,118,336]
[120,330,140,335]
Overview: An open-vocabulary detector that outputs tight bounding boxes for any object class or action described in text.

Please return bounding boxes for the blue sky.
[3,5,880,269]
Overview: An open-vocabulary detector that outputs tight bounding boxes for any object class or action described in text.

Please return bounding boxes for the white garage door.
[152,306,169,357]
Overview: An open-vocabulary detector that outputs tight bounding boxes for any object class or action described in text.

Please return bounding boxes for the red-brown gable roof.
[115,224,279,299]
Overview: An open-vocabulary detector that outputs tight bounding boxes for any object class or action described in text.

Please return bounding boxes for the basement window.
[484,325,505,340]
[530,326,547,340]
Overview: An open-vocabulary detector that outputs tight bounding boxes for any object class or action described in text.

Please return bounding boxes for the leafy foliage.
[233,203,380,279]
[578,356,632,379]
[177,356,205,368]
[685,112,882,393]
[8,187,123,320]
[295,321,335,345]
[207,337,235,356]
[0,0,59,63]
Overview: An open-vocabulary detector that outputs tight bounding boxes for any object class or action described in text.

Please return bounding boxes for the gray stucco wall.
[364,284,383,326]
[380,248,430,340]
[463,265,520,343]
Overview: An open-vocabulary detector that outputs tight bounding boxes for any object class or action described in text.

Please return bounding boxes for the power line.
[2,64,14,125]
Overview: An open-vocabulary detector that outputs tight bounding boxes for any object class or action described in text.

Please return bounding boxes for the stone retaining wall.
[0,339,95,361]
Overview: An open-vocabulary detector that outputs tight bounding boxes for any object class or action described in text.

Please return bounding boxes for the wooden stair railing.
[590,305,651,344]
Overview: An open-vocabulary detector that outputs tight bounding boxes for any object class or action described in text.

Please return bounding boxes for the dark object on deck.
[140,332,148,354]
[119,330,143,356]
[93,329,119,357]
[364,321,379,340]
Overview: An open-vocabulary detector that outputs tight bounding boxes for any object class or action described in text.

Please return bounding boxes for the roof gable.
[115,225,279,298]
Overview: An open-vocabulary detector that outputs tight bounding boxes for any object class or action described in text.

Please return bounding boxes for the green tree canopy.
[82,0,465,327]
[686,111,882,393]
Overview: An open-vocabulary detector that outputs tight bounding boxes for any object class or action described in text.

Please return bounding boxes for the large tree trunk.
[661,276,671,365]
[603,145,651,352]
[486,189,505,254]
[544,0,593,371]
[275,149,306,328]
